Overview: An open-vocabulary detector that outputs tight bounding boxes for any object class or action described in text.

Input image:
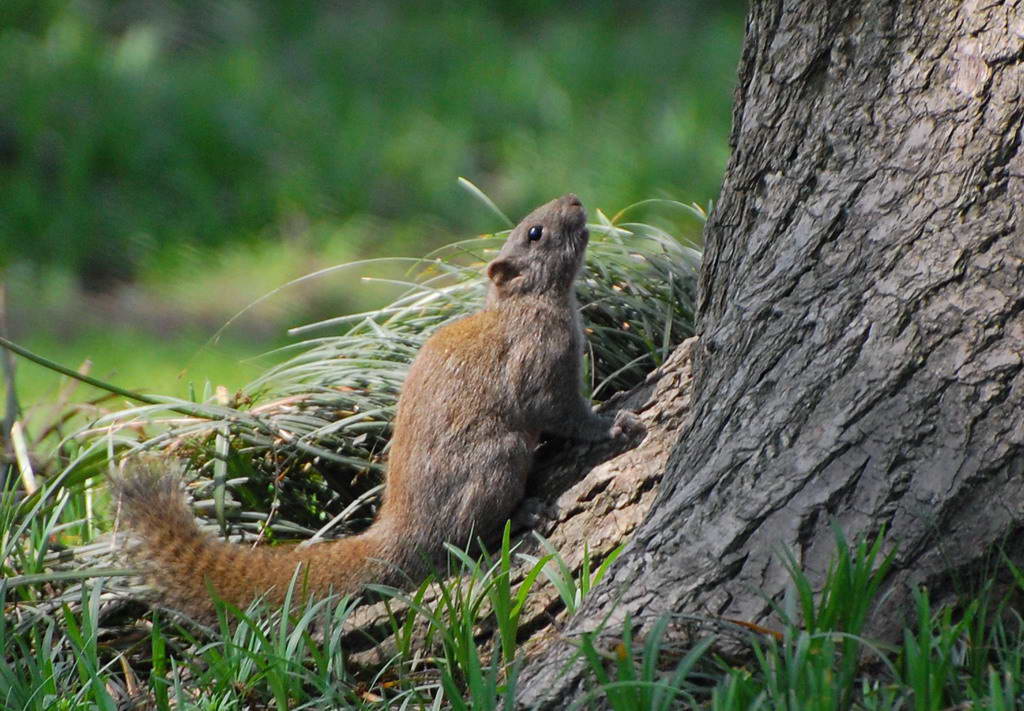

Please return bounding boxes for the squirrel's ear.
[486,258,521,286]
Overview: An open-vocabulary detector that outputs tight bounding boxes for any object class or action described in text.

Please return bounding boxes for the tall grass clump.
[28,195,704,550]
[1,193,702,565]
[0,193,702,706]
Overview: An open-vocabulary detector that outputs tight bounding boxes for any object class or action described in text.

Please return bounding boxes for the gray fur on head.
[486,194,589,302]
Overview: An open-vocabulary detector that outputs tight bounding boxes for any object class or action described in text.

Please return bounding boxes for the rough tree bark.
[517,0,1024,706]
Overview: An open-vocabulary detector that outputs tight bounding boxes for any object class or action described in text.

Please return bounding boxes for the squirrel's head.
[486,194,589,298]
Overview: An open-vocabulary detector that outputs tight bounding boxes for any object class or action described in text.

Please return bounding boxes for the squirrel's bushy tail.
[111,460,384,617]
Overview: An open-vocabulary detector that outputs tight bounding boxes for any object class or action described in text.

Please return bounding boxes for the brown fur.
[112,194,645,617]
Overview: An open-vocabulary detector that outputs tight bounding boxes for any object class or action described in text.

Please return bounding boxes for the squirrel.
[112,194,646,616]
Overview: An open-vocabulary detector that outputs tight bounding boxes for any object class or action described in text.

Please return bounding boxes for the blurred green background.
[0,0,745,408]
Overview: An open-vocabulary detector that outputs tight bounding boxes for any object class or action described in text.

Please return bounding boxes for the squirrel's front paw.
[609,409,646,441]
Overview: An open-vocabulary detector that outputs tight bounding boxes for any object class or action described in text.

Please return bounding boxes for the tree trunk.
[517,0,1024,706]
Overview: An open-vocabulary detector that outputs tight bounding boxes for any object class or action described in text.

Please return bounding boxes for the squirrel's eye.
[527,225,543,241]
